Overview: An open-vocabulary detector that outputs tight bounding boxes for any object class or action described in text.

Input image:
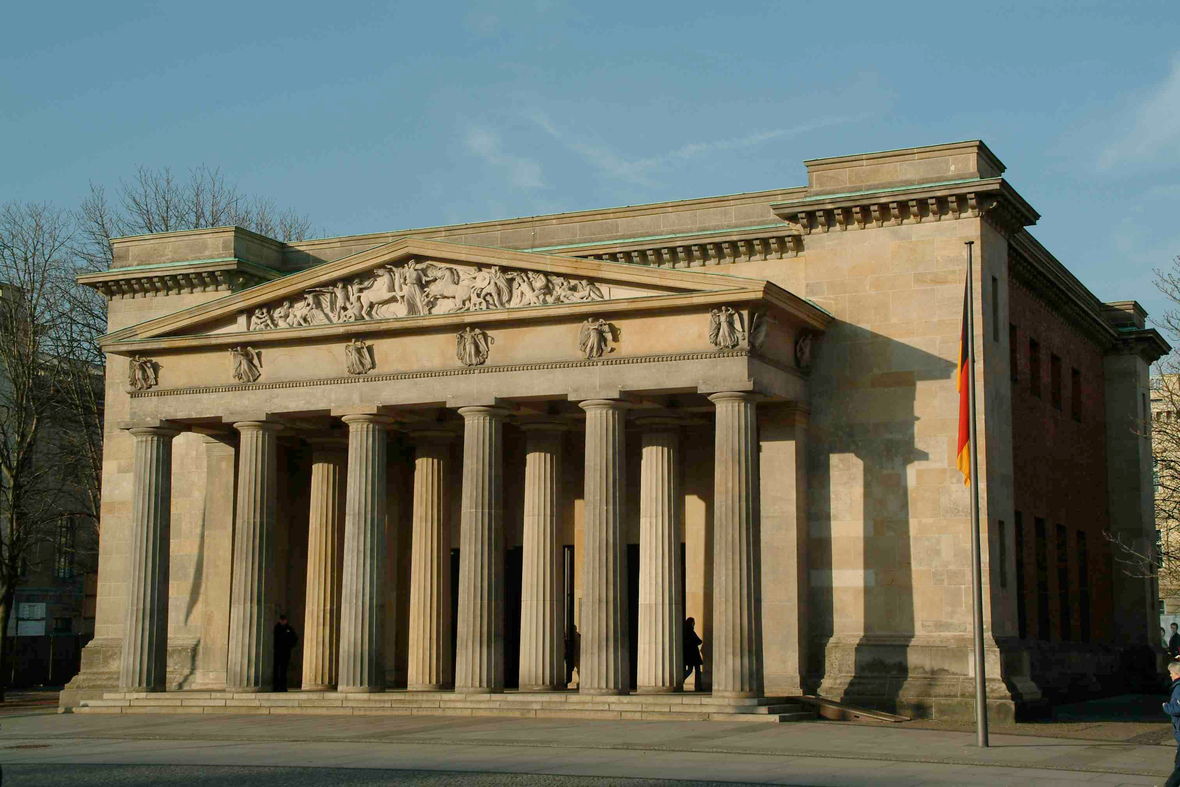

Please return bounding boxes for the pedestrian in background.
[683,617,703,691]
[273,614,298,692]
[1163,661,1180,787]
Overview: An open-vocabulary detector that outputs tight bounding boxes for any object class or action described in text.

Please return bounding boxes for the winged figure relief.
[456,327,494,367]
[578,318,614,359]
[230,346,262,383]
[708,306,744,350]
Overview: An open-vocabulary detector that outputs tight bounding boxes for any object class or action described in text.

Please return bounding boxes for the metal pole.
[965,240,989,747]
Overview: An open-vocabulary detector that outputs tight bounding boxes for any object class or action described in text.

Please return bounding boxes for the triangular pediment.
[102,238,769,345]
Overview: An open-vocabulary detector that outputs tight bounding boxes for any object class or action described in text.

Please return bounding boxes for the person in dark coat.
[273,614,298,692]
[683,617,703,690]
[1163,661,1180,787]
[1169,623,1180,659]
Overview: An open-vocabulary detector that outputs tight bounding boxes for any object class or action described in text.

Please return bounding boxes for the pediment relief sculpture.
[578,318,615,360]
[345,339,375,375]
[456,327,494,367]
[247,259,609,331]
[231,346,262,383]
[128,355,158,391]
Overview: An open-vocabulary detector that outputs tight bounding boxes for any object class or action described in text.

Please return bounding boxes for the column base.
[578,687,630,696]
[408,684,448,692]
[636,686,683,694]
[338,685,385,694]
[301,683,333,692]
[518,684,562,692]
[712,690,761,699]
[118,685,167,693]
[226,686,271,693]
[455,686,505,694]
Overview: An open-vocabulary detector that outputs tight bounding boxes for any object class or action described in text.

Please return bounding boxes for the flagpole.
[965,240,989,748]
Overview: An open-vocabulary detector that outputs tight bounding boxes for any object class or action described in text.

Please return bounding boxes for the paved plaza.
[0,709,1173,786]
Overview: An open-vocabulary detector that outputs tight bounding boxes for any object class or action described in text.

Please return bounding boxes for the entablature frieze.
[559,226,803,267]
[769,177,1039,240]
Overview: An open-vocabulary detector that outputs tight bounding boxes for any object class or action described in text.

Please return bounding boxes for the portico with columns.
[81,237,827,713]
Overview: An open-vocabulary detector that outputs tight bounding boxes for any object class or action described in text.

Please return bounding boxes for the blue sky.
[2,1,1178,322]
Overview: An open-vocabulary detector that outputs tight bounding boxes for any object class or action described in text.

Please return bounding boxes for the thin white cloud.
[464,126,544,189]
[527,109,872,186]
[1101,54,1180,169]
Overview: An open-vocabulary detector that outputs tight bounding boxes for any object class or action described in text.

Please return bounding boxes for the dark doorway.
[627,543,639,691]
[505,546,523,688]
[563,545,575,685]
[449,548,460,686]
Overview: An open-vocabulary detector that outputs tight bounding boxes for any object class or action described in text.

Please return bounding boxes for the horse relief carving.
[248,260,607,331]
[128,355,158,391]
[456,327,494,367]
[344,338,376,375]
[230,346,262,383]
[578,318,615,359]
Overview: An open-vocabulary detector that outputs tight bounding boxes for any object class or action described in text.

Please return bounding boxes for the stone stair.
[74,690,815,722]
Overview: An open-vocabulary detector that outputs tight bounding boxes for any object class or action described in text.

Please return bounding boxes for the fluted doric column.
[518,423,566,691]
[454,406,507,692]
[637,418,683,693]
[407,431,453,690]
[120,426,180,691]
[338,414,394,692]
[226,421,282,691]
[301,439,347,691]
[709,392,764,698]
[579,399,630,695]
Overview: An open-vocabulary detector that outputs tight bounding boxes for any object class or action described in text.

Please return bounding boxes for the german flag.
[956,276,971,485]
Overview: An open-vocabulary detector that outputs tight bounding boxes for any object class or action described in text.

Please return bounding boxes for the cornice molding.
[78,259,282,300]
[567,226,803,266]
[769,178,1039,240]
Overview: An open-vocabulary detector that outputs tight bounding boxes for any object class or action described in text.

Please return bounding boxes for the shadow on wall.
[807,322,956,711]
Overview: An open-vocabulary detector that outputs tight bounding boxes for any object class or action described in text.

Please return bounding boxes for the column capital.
[340,413,398,428]
[707,391,761,405]
[578,399,632,413]
[456,405,510,420]
[232,420,284,434]
[126,425,182,439]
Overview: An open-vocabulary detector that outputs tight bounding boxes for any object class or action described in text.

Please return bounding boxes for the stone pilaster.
[454,406,507,692]
[636,418,683,693]
[195,436,237,689]
[120,426,179,692]
[709,392,764,698]
[518,424,566,691]
[226,421,281,692]
[579,399,631,695]
[301,439,347,691]
[407,431,453,691]
[338,415,394,693]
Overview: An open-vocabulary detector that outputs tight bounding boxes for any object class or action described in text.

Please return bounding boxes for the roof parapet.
[803,140,1006,197]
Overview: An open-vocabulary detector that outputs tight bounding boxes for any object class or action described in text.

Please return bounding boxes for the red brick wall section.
[1009,280,1113,644]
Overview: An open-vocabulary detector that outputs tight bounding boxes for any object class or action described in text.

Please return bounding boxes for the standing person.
[1170,623,1180,659]
[273,614,298,692]
[683,617,704,691]
[1163,661,1180,787]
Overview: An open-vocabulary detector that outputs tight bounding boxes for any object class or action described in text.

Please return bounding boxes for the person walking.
[273,614,298,692]
[1163,661,1180,787]
[683,617,704,691]
[1170,623,1180,659]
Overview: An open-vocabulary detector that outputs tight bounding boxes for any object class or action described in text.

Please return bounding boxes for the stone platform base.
[67,690,814,723]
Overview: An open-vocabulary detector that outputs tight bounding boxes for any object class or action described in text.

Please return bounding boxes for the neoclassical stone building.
[63,141,1167,720]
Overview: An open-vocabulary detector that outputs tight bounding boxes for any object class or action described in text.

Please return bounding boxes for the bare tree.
[0,203,79,700]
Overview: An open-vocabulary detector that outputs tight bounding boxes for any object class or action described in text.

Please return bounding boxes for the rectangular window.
[1009,325,1019,382]
[1051,354,1062,410]
[998,520,1008,589]
[1056,524,1071,641]
[1071,367,1082,421]
[1015,512,1027,639]
[1035,518,1050,640]
[1030,338,1041,398]
[55,516,75,581]
[1077,531,1091,643]
[992,276,1000,342]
